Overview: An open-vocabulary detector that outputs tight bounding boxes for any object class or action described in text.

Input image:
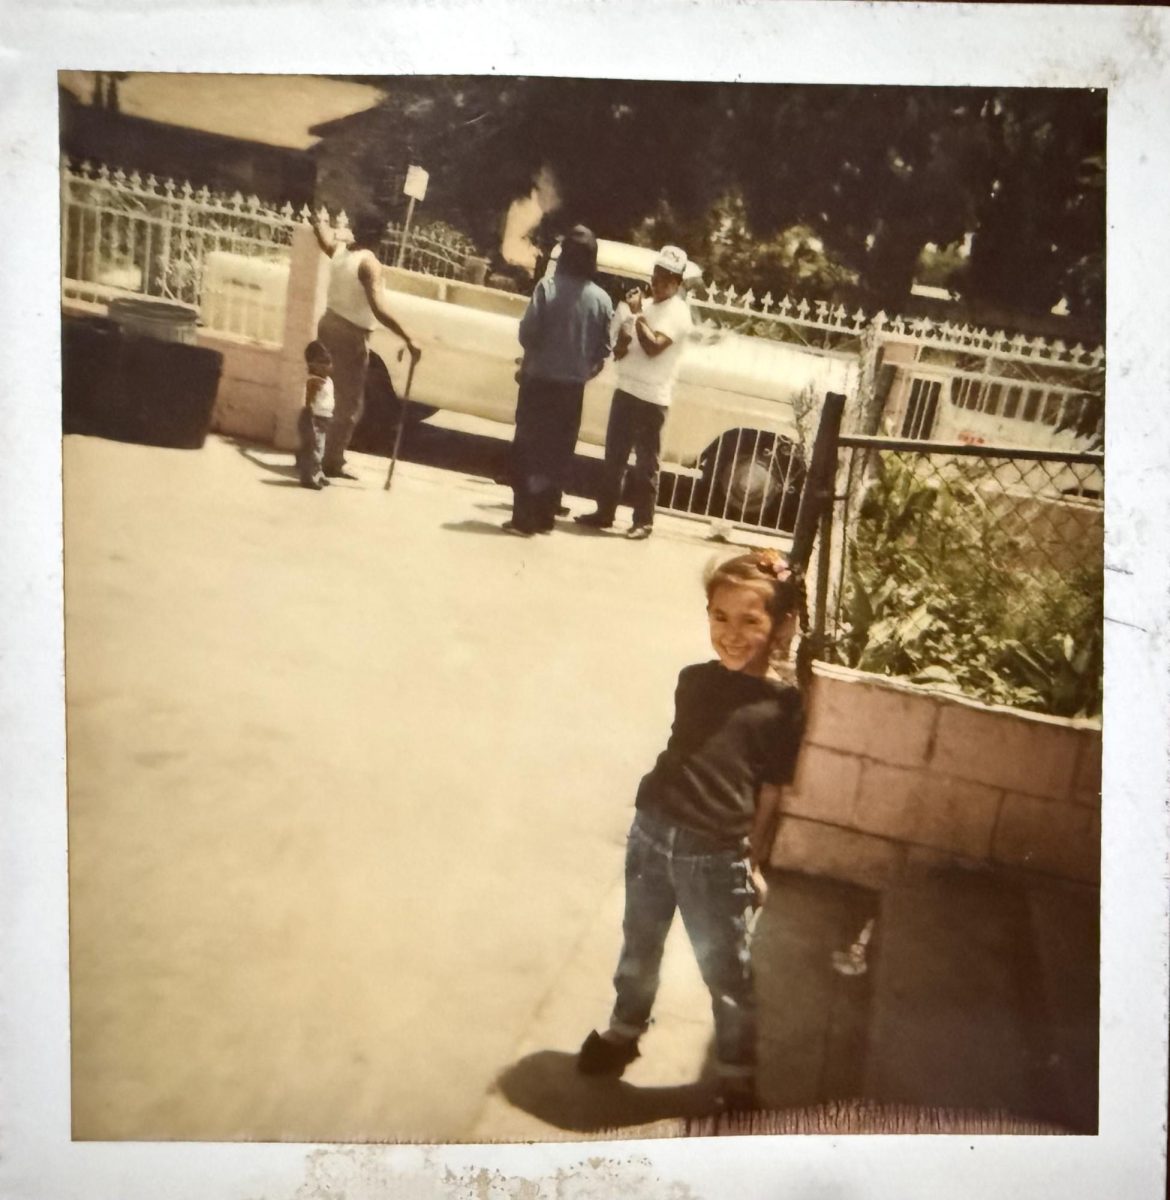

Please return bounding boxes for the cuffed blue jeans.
[609,808,759,1078]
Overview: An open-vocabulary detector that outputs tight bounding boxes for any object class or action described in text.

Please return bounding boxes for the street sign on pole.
[403,165,429,202]
[396,165,428,268]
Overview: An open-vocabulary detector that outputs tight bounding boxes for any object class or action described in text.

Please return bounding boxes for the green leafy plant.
[829,455,1102,717]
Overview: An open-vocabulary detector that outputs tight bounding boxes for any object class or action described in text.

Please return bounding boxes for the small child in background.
[297,341,334,490]
[577,549,808,1114]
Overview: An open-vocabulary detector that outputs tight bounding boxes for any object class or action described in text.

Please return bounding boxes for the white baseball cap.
[654,245,688,277]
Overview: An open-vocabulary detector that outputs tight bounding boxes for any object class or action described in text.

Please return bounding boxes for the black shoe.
[300,478,324,491]
[502,520,535,538]
[574,511,614,529]
[576,1030,639,1076]
[323,467,359,481]
[626,525,653,541]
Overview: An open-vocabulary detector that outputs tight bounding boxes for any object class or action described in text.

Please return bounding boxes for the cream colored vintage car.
[203,239,857,526]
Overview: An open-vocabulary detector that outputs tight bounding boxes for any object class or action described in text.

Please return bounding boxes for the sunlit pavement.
[64,431,1098,1142]
[64,431,812,1142]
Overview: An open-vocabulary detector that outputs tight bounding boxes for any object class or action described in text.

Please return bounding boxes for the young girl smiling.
[578,549,808,1113]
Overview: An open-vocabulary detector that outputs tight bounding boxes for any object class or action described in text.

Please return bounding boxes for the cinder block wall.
[772,662,1101,888]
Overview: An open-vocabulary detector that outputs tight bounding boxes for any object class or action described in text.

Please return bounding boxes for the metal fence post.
[788,390,845,572]
[811,503,834,666]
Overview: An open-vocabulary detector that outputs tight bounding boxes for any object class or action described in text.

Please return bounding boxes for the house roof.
[58,72,386,151]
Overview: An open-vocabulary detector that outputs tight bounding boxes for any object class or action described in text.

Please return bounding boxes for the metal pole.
[384,351,418,492]
[812,502,834,662]
[788,391,846,572]
[395,196,417,269]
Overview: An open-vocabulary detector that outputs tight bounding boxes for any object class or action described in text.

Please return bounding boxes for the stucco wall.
[772,662,1101,887]
[205,225,327,452]
[201,333,284,445]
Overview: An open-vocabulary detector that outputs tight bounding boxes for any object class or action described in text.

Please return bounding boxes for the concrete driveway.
[64,432,801,1143]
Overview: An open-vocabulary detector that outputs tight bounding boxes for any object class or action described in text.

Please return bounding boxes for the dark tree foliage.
[338,78,1104,327]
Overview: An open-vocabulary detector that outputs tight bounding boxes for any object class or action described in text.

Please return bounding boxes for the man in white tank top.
[312,210,421,479]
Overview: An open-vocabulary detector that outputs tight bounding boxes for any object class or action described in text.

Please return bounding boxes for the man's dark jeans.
[595,389,667,528]
[510,376,584,531]
[609,808,759,1078]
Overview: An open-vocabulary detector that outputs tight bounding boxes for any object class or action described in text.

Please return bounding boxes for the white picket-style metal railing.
[688,279,1105,452]
[691,280,1105,370]
[60,158,302,343]
[378,221,480,278]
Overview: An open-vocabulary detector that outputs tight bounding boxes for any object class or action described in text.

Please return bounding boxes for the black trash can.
[118,336,224,450]
[61,311,223,450]
[62,315,124,437]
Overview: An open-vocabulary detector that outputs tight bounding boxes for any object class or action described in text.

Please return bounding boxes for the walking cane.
[384,346,419,492]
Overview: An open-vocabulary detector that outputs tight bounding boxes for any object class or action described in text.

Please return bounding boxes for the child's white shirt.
[306,375,334,418]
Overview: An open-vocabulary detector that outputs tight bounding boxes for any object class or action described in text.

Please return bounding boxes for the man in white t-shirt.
[575,245,693,539]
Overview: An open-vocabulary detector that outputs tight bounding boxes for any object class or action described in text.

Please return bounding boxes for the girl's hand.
[750,865,768,910]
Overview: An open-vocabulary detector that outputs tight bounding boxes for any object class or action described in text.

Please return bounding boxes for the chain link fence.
[813,435,1104,718]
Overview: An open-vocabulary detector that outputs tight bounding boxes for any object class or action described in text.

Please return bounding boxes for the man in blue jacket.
[505,226,614,536]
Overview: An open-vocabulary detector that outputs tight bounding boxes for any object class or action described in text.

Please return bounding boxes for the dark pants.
[609,808,759,1079]
[595,389,667,528]
[317,309,371,474]
[296,408,330,485]
[510,376,585,532]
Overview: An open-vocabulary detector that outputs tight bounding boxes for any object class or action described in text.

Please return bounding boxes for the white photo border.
[2,2,1167,1197]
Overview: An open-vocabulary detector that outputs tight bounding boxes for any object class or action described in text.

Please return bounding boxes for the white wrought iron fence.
[60,158,300,343]
[377,221,479,278]
[687,280,1105,452]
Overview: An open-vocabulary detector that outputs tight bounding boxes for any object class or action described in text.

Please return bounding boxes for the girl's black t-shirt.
[635,660,805,846]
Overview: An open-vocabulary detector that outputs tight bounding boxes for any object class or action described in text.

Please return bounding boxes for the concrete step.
[862,868,1098,1131]
[752,870,879,1111]
[1024,880,1099,1132]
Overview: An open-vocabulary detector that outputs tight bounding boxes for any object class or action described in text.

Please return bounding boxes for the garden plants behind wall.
[828,454,1102,719]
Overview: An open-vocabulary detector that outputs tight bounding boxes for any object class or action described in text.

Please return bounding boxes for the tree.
[635,191,859,301]
[333,78,1105,327]
[964,95,1105,324]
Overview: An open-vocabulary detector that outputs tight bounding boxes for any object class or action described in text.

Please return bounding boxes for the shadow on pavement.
[352,418,694,513]
[233,442,298,479]
[492,1050,717,1134]
[441,519,524,536]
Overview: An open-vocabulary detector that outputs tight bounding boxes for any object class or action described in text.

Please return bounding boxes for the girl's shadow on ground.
[492,1050,717,1134]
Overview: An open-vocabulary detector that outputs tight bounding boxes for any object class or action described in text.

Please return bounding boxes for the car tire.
[350,350,436,456]
[701,429,806,531]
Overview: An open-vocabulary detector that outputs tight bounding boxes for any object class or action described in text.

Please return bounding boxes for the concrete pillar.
[273,224,328,450]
